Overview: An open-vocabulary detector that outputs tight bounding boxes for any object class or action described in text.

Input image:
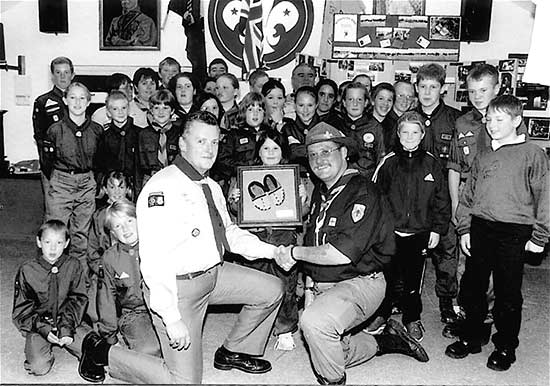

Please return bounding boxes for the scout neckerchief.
[174,155,229,260]
[152,121,172,167]
[313,169,359,247]
[36,253,68,334]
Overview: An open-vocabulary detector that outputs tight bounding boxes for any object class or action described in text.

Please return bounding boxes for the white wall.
[0,0,539,163]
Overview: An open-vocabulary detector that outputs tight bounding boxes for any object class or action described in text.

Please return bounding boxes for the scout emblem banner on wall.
[203,0,324,76]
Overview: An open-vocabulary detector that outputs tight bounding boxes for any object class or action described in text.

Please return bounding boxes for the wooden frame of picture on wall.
[99,0,160,51]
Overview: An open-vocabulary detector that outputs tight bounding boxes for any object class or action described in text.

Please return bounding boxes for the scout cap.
[305,122,355,149]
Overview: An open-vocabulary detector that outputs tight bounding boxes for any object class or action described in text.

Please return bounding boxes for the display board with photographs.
[453,54,549,112]
[526,118,550,140]
[332,14,460,61]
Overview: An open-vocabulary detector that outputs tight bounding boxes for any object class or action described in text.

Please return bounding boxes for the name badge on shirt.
[328,217,337,227]
[169,144,177,151]
[239,138,249,145]
[463,146,470,155]
[441,133,452,141]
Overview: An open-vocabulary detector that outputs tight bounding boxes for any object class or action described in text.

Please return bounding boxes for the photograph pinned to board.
[334,14,358,42]
[398,16,428,28]
[499,59,516,72]
[395,70,412,83]
[360,15,387,27]
[516,84,549,111]
[526,118,550,140]
[429,16,461,41]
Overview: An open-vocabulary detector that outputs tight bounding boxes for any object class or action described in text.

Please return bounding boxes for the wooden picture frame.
[237,165,302,227]
[99,0,160,51]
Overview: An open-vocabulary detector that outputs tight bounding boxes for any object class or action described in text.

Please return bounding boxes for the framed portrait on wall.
[99,0,160,51]
[237,165,303,228]
[373,0,426,16]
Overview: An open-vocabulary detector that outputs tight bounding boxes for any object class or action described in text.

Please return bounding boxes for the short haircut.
[342,81,368,100]
[168,72,199,94]
[371,82,395,100]
[196,92,224,122]
[105,90,129,106]
[65,82,91,101]
[417,63,446,86]
[182,110,219,137]
[352,74,372,85]
[397,111,426,133]
[149,89,176,107]
[261,79,286,98]
[394,80,415,90]
[254,128,290,163]
[202,76,217,89]
[487,95,523,118]
[158,56,181,72]
[38,219,69,240]
[132,67,160,86]
[292,62,315,75]
[295,85,318,103]
[50,56,74,74]
[209,58,228,72]
[248,68,269,86]
[315,78,338,98]
[238,92,265,125]
[338,80,352,98]
[104,199,136,232]
[218,73,240,90]
[99,170,133,201]
[106,73,132,92]
[467,63,499,86]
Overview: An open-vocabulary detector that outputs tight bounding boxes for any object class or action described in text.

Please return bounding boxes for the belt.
[56,167,91,174]
[176,264,218,280]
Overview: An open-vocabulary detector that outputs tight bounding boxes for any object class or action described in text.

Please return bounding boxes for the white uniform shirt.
[136,156,277,324]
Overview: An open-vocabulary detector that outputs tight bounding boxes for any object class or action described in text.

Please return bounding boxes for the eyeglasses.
[396,94,415,100]
[307,146,342,161]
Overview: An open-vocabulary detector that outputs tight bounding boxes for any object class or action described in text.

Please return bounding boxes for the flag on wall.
[238,0,264,76]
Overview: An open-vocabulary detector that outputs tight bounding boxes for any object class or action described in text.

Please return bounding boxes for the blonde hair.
[104,199,136,232]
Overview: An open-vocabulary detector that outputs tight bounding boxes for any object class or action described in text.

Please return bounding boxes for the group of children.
[13,54,548,380]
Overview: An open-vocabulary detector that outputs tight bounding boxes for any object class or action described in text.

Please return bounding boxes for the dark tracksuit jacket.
[373,146,451,236]
[12,254,88,339]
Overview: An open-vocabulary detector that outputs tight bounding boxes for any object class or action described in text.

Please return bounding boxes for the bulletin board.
[332,14,460,61]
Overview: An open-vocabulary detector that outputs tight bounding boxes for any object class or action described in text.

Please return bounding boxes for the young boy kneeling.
[445,95,549,371]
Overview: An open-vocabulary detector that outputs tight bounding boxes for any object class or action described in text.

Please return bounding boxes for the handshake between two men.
[274,245,297,272]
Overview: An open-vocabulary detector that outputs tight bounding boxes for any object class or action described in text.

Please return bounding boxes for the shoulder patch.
[148,192,165,207]
[351,203,366,223]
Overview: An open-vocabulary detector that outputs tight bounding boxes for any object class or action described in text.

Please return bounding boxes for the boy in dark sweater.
[12,220,88,376]
[445,95,549,371]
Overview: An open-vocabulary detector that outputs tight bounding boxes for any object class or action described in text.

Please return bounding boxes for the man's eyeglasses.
[396,94,415,100]
[307,146,342,161]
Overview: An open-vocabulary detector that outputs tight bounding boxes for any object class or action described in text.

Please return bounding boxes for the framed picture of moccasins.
[237,165,303,227]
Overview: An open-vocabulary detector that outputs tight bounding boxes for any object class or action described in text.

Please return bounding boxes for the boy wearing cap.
[279,122,429,384]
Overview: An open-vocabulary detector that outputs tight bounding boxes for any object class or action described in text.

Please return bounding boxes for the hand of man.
[47,332,60,345]
[166,319,191,351]
[460,233,471,257]
[525,240,544,253]
[427,232,440,249]
[275,245,296,271]
[58,336,74,347]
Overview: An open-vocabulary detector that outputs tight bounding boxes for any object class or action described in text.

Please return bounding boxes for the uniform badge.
[441,133,452,141]
[363,133,375,143]
[75,131,82,137]
[328,217,337,227]
[169,144,177,151]
[351,204,366,223]
[192,228,200,237]
[424,173,434,182]
[425,119,431,127]
[148,192,165,207]
[53,115,59,122]
[51,266,58,274]
[239,138,249,145]
[463,146,470,155]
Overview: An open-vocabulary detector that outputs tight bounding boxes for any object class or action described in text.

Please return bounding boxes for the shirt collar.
[35,253,68,272]
[320,168,359,197]
[174,154,206,181]
[491,134,526,151]
[64,116,90,132]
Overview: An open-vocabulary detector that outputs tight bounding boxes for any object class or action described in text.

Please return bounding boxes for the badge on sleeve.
[148,192,165,207]
[328,217,337,227]
[351,203,366,223]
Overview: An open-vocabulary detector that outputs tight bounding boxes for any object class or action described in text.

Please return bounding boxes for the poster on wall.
[332,14,460,61]
[373,0,426,15]
[203,0,325,77]
[99,0,160,50]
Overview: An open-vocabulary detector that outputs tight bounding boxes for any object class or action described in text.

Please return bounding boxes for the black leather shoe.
[445,340,482,359]
[377,319,429,362]
[317,373,346,385]
[214,346,271,374]
[487,349,516,371]
[79,331,106,383]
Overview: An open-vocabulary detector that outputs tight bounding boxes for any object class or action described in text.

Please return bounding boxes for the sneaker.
[365,316,387,335]
[274,332,296,351]
[405,320,425,342]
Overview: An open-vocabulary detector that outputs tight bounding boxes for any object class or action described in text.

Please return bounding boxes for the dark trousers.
[429,222,458,300]
[374,232,429,324]
[460,217,531,350]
